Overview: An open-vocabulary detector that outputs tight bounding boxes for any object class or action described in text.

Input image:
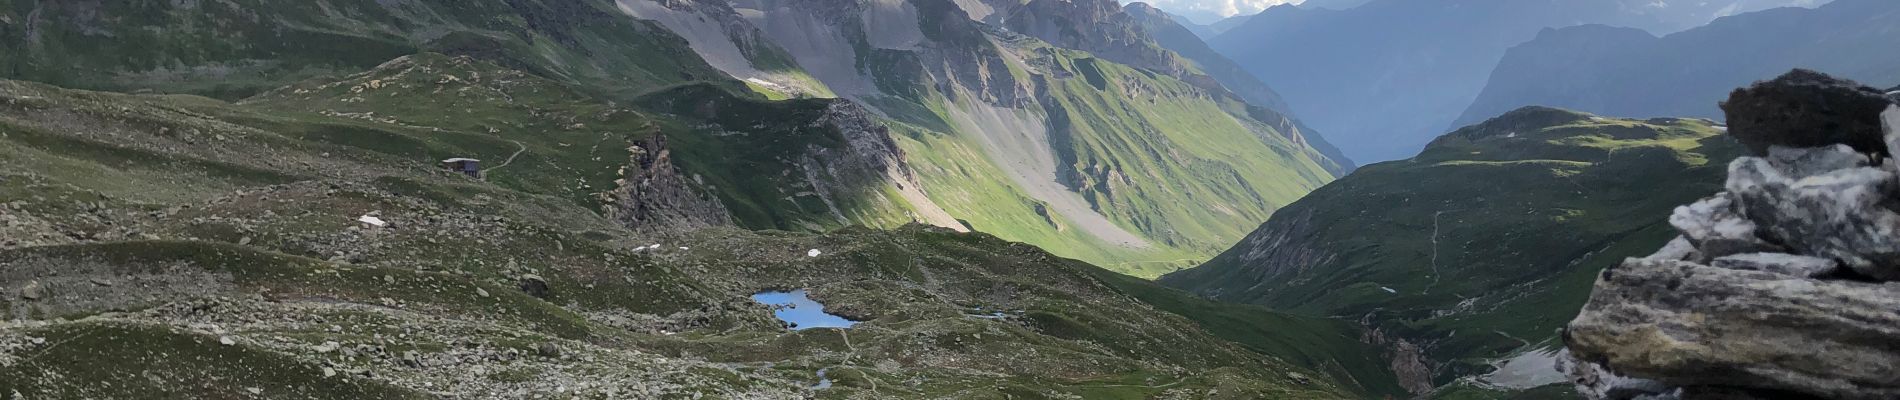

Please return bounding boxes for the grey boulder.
[1568,259,1900,400]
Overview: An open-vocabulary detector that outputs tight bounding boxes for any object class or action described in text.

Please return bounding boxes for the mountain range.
[1455,0,1900,128]
[1204,0,1833,163]
[2,0,1893,398]
[0,0,1396,397]
[1162,107,1742,397]
[617,0,1350,276]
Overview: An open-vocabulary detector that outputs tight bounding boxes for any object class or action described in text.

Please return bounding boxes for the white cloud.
[1142,0,1301,22]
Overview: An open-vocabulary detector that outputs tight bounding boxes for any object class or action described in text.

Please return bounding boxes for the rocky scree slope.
[1562,70,1900,400]
[1162,105,1742,397]
[0,63,1382,398]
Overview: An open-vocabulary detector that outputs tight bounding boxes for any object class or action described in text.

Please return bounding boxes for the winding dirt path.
[479,141,529,179]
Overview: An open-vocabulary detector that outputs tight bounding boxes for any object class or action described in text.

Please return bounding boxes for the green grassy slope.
[0,59,1382,398]
[866,40,1339,277]
[614,0,1344,276]
[5,0,1344,279]
[1163,106,1742,387]
[0,0,734,100]
[1041,51,1335,254]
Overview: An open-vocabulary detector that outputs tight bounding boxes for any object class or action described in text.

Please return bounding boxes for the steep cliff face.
[796,101,965,230]
[603,135,735,234]
[996,0,1182,76]
[1120,2,1291,114]
[633,84,959,232]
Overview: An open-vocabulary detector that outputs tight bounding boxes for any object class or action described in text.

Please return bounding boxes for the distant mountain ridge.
[1455,0,1900,129]
[1163,106,1741,396]
[1207,0,1831,162]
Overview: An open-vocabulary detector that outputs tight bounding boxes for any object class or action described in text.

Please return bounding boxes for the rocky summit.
[1564,71,1900,400]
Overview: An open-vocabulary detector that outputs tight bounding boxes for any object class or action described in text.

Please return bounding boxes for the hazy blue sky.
[1148,0,1831,28]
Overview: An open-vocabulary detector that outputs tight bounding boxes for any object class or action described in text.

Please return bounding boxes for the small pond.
[751,289,858,330]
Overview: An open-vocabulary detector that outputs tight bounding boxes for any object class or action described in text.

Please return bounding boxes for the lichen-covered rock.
[1726,158,1900,280]
[1720,69,1895,158]
[1885,105,1900,157]
[1710,253,1838,278]
[1666,194,1776,260]
[1568,70,1900,399]
[1568,259,1900,400]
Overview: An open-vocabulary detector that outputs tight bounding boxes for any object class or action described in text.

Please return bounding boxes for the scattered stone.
[807,249,822,258]
[19,281,41,300]
[1666,194,1776,260]
[1720,69,1894,158]
[518,275,550,299]
[1726,158,1900,280]
[536,343,562,358]
[1559,354,1677,400]
[476,287,490,298]
[323,366,337,378]
[219,336,236,346]
[89,277,113,287]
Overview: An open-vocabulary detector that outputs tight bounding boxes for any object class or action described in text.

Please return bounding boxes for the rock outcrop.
[602,134,735,234]
[797,101,964,231]
[1719,69,1895,159]
[1564,71,1900,400]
